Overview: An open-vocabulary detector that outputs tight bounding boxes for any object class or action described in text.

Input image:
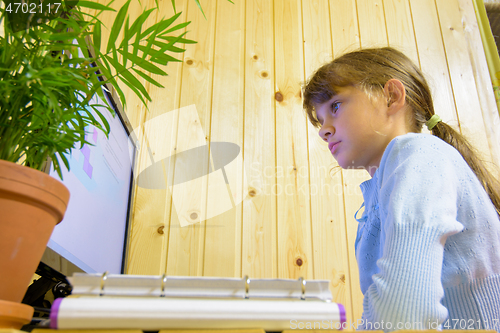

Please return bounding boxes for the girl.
[303,47,500,331]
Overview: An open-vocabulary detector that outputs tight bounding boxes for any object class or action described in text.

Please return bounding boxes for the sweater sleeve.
[359,136,464,331]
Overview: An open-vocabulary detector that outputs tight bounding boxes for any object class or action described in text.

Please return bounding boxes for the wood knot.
[190,212,198,220]
[275,91,284,102]
[252,54,259,60]
[185,59,194,65]
[248,188,257,197]
[296,258,303,266]
[157,226,165,234]
[259,70,269,78]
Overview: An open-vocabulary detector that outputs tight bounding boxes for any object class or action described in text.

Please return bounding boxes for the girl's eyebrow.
[331,93,342,100]
[326,94,340,105]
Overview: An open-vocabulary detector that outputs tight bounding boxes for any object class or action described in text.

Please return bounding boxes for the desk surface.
[1,329,497,333]
[10,329,500,333]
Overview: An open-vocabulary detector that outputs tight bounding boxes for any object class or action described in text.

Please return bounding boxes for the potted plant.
[0,0,198,328]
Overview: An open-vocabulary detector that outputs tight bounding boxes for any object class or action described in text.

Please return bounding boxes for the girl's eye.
[331,102,340,114]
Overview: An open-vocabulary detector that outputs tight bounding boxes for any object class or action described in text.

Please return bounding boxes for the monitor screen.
[47,85,136,274]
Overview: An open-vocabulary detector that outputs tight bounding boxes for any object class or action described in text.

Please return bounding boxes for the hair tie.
[426,114,442,131]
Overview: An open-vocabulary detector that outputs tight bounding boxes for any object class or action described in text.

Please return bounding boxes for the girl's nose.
[319,125,334,142]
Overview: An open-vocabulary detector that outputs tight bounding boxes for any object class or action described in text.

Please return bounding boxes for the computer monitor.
[45,82,137,274]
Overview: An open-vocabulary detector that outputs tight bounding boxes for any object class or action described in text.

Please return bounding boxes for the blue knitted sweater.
[355,133,500,331]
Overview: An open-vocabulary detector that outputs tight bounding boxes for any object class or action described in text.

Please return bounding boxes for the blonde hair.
[303,47,500,216]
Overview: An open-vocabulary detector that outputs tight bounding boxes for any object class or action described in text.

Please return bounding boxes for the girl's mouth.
[329,141,340,154]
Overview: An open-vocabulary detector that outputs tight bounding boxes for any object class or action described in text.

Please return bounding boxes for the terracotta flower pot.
[0,159,70,328]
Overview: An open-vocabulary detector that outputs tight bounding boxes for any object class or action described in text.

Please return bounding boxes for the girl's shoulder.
[384,133,462,164]
[389,132,453,154]
[377,133,469,180]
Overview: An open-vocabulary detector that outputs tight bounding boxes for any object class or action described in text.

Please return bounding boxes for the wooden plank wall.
[96,0,500,323]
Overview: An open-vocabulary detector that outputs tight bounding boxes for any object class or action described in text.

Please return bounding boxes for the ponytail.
[430,121,500,217]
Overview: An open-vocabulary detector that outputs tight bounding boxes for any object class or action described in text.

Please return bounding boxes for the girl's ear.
[384,79,406,114]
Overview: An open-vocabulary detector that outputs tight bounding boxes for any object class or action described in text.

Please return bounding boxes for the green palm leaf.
[133,69,165,88]
[117,49,167,76]
[140,11,182,39]
[75,1,115,11]
[106,0,130,53]
[93,20,102,54]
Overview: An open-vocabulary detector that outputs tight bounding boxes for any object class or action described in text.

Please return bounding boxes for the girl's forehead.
[330,85,360,98]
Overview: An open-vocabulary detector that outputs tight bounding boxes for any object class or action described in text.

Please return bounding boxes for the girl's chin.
[333,156,350,169]
[336,158,365,171]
